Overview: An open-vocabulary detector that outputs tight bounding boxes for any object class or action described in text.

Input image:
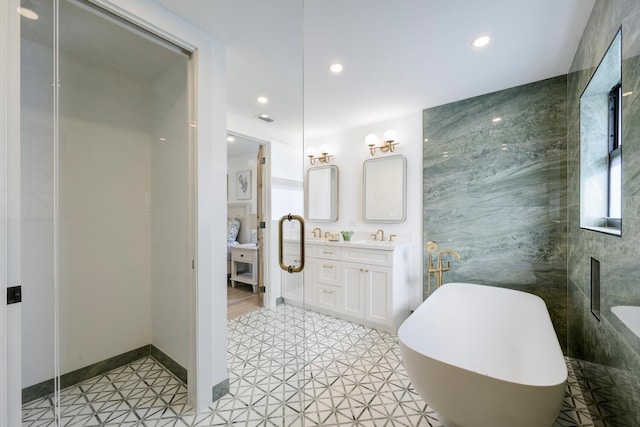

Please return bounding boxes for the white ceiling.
[153,0,595,139]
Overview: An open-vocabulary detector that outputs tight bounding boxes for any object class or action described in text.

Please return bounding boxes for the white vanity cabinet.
[282,240,411,333]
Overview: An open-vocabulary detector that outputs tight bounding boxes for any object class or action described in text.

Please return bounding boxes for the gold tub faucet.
[426,241,461,296]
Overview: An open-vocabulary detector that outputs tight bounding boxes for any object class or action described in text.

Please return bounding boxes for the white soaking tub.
[398,283,567,427]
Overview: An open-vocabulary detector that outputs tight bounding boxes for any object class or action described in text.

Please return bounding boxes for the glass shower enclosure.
[19,0,198,422]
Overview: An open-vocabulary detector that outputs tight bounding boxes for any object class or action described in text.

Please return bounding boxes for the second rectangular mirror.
[363,155,406,223]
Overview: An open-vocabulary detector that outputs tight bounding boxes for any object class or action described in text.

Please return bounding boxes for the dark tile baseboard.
[212,377,229,402]
[22,344,187,404]
[150,344,187,384]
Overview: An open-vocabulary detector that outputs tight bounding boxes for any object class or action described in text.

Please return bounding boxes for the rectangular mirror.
[363,155,406,223]
[306,165,338,222]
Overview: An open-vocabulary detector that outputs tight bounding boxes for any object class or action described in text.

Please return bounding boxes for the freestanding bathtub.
[398,283,567,427]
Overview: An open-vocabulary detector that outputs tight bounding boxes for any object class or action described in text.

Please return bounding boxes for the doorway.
[226,133,269,320]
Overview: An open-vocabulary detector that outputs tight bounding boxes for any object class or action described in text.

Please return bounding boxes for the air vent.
[257,114,274,123]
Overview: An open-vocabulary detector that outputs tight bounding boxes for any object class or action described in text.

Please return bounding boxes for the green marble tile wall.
[422,75,568,349]
[567,0,640,423]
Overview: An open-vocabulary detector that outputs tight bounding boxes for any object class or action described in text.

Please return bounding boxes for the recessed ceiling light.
[329,63,343,74]
[159,137,167,142]
[623,91,633,97]
[472,35,491,48]
[492,117,502,123]
[424,138,429,142]
[257,96,268,104]
[227,136,235,143]
[17,6,38,20]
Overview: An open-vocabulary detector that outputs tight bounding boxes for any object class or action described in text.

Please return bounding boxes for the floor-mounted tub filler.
[398,283,567,427]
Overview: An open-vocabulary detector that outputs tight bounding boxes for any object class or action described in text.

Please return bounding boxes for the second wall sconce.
[306,144,333,165]
[365,129,399,156]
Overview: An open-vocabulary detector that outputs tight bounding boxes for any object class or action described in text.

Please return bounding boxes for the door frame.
[2,0,22,424]
[227,132,272,308]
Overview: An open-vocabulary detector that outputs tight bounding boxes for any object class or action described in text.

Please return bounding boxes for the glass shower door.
[20,0,199,424]
[19,0,59,423]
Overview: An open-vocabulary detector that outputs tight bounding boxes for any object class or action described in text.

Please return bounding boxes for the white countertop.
[283,237,410,251]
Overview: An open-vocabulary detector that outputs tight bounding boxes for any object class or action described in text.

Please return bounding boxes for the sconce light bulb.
[365,134,378,147]
[383,129,397,142]
[319,144,330,155]
[306,147,317,157]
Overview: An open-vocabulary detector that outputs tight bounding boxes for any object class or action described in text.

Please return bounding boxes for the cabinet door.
[365,265,392,325]
[342,262,365,318]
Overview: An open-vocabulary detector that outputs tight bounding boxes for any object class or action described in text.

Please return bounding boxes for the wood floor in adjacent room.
[227,283,261,320]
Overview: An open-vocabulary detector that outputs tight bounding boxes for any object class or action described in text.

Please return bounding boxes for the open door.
[256,145,265,307]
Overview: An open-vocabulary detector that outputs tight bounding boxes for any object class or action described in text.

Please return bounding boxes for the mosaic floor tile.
[23,304,605,426]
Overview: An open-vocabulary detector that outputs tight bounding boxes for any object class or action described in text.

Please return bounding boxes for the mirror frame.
[306,165,339,222]
[362,154,407,223]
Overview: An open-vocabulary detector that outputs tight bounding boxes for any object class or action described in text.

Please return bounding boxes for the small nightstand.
[230,243,258,293]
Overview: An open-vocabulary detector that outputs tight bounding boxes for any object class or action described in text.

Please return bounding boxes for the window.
[580,29,622,235]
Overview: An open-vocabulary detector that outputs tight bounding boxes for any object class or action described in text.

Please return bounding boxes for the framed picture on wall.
[236,170,251,200]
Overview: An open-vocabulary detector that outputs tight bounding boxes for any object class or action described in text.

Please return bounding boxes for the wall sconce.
[306,144,333,165]
[365,129,399,156]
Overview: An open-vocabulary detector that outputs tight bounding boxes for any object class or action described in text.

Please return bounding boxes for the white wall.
[57,51,153,374]
[305,111,424,309]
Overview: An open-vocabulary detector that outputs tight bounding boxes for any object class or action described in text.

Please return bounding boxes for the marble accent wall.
[567,0,640,423]
[422,76,568,348]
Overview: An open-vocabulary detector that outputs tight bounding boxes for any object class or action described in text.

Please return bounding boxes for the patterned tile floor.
[23,304,614,426]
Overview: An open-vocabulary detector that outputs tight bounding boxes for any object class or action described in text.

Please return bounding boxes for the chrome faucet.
[311,227,322,238]
[371,229,385,241]
[425,241,460,296]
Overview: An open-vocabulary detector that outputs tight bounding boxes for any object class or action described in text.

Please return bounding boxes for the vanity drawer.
[316,259,341,285]
[309,245,342,260]
[317,283,343,313]
[342,248,393,266]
